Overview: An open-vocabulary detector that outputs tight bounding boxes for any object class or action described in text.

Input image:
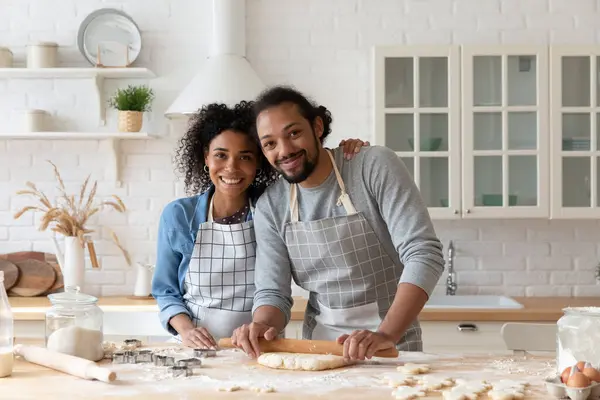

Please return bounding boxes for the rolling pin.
[13,345,116,383]
[218,337,399,358]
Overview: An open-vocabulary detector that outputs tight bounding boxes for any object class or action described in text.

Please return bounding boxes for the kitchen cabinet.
[420,321,508,354]
[550,46,600,218]
[374,45,569,219]
[373,45,461,220]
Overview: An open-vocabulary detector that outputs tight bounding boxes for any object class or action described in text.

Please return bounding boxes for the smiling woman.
[151,101,369,350]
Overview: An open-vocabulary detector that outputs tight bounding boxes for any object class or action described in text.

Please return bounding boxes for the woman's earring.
[204,165,209,173]
[256,168,262,175]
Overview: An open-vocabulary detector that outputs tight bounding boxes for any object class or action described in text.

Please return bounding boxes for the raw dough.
[417,375,455,390]
[218,385,241,392]
[381,372,415,387]
[488,380,526,400]
[397,363,431,374]
[453,379,492,393]
[391,386,427,399]
[257,352,351,371]
[442,387,479,400]
[251,385,276,393]
[46,326,104,362]
[488,389,525,400]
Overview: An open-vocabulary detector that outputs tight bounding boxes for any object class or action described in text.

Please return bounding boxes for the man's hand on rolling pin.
[181,327,217,349]
[336,330,395,361]
[231,322,278,359]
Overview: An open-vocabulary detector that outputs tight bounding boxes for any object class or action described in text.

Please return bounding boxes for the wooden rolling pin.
[13,345,116,383]
[218,337,399,358]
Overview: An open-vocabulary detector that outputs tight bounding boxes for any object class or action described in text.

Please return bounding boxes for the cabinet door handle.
[457,323,478,332]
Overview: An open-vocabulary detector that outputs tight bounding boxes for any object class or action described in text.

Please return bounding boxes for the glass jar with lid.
[45,286,104,361]
[557,307,600,373]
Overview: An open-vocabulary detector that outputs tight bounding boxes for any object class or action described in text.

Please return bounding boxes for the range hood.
[164,0,265,119]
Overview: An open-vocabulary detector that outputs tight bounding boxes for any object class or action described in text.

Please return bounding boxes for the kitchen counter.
[10,296,600,322]
[5,342,556,399]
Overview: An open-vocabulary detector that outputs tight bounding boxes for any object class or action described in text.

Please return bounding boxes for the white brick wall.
[0,0,599,297]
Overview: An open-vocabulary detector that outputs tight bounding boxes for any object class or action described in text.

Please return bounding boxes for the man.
[231,86,445,361]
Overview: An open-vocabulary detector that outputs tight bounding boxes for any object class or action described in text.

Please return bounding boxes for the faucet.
[446,240,457,295]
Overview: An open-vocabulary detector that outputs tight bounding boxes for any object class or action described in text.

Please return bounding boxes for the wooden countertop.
[9,296,600,322]
[4,342,557,399]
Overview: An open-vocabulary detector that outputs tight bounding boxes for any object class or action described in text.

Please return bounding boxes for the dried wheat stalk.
[13,160,131,265]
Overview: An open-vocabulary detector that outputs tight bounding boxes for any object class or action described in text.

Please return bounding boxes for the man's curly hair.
[174,101,279,196]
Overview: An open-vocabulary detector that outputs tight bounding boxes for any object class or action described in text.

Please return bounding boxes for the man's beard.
[276,132,320,184]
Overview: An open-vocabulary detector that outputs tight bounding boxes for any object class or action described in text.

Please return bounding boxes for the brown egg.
[567,372,591,388]
[562,362,588,383]
[582,367,600,383]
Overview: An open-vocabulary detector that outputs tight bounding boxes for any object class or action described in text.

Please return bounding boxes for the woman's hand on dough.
[336,330,394,361]
[181,327,217,349]
[231,322,278,359]
[338,138,370,160]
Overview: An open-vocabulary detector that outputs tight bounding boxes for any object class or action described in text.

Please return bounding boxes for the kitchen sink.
[423,295,524,309]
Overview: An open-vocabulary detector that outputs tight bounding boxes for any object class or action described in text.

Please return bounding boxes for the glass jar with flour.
[45,286,104,361]
[557,307,600,373]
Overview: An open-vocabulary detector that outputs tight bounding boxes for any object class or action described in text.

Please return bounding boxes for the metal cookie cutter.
[154,354,175,367]
[176,358,202,368]
[193,348,216,358]
[169,365,193,378]
[112,351,127,364]
[123,339,142,348]
[136,350,153,363]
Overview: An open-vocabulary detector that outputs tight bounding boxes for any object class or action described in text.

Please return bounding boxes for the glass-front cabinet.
[461,46,549,218]
[374,46,461,219]
[551,46,600,218]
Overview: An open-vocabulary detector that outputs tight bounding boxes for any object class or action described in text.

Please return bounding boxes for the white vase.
[63,237,85,290]
[133,263,154,297]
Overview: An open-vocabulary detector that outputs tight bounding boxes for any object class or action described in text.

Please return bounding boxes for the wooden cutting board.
[8,259,57,297]
[0,251,64,295]
[0,259,20,290]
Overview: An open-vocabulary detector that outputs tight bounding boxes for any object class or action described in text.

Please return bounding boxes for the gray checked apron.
[182,195,255,341]
[284,150,422,351]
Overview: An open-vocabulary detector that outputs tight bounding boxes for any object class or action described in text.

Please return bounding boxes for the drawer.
[420,321,507,353]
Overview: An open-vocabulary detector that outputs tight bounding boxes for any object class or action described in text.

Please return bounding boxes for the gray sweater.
[252,145,445,325]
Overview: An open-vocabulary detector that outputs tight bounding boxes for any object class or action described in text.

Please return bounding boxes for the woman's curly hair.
[174,101,279,196]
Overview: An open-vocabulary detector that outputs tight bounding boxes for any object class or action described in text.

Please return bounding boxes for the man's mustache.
[276,151,304,165]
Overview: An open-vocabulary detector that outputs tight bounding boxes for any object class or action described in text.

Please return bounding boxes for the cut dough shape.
[397,363,430,374]
[218,385,241,392]
[442,387,479,400]
[490,380,527,390]
[381,372,416,387]
[47,326,104,362]
[417,375,455,390]
[251,386,276,393]
[257,352,351,371]
[453,379,492,393]
[488,389,525,400]
[391,386,427,399]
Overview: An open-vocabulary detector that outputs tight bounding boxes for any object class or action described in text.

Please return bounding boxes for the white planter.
[63,237,85,290]
[27,42,58,68]
[14,109,47,132]
[0,47,13,67]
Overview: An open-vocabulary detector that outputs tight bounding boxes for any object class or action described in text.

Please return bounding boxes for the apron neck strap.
[208,195,254,223]
[290,150,357,223]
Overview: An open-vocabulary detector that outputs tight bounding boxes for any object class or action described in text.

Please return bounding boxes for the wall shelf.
[0,67,155,126]
[0,131,153,187]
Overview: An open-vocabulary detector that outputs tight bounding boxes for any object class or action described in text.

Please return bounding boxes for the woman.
[152,101,368,349]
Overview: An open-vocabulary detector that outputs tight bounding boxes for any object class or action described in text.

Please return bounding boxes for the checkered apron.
[284,150,422,351]
[182,196,255,341]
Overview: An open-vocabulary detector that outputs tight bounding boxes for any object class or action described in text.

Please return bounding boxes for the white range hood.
[165,0,265,118]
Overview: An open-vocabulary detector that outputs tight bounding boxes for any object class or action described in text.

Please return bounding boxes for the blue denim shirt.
[151,186,255,336]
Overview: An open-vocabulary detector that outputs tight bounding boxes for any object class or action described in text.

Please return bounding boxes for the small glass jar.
[45,287,103,353]
[557,307,600,373]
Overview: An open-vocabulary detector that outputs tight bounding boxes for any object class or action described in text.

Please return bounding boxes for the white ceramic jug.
[50,235,85,290]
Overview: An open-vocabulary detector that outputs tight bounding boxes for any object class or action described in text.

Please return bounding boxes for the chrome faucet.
[446,240,457,295]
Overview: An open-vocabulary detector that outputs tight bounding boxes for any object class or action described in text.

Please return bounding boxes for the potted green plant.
[108,84,155,132]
